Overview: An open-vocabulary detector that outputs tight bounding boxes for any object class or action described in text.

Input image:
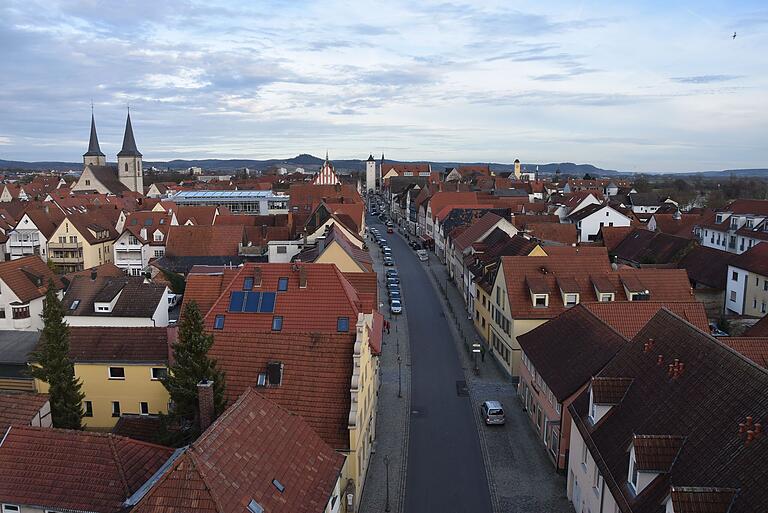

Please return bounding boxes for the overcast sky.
[1,0,766,172]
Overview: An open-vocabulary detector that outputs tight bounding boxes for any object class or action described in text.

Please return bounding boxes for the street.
[369,217,493,513]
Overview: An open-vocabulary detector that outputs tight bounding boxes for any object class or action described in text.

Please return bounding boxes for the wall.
[742,271,768,317]
[71,166,113,194]
[316,242,365,273]
[0,281,45,331]
[65,315,158,327]
[567,423,619,513]
[725,265,748,315]
[35,362,169,429]
[577,208,631,242]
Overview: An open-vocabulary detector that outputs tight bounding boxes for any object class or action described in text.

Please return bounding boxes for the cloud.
[671,74,743,84]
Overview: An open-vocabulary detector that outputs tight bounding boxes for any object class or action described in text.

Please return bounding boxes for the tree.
[583,173,594,180]
[159,300,226,445]
[29,281,84,429]
[633,174,651,193]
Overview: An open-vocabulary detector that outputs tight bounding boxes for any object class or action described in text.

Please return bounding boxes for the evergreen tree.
[160,300,226,445]
[29,281,84,429]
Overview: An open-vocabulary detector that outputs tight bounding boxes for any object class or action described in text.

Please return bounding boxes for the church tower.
[117,111,144,193]
[83,113,106,168]
[366,154,376,193]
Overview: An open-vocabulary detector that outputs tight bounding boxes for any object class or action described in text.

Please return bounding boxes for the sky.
[0,0,767,172]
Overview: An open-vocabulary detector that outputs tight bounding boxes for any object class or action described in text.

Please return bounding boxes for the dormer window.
[716,214,723,223]
[630,291,651,301]
[599,293,614,302]
[628,449,639,491]
[533,294,548,307]
[564,293,579,307]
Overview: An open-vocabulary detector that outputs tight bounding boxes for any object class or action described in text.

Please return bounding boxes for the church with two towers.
[72,112,144,195]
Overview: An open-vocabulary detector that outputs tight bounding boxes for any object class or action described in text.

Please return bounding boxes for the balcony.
[48,241,83,251]
[49,255,84,264]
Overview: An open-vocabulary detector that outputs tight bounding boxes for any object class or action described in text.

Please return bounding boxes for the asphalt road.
[369,217,493,513]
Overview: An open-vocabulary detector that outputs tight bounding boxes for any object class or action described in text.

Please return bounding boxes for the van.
[480,401,505,425]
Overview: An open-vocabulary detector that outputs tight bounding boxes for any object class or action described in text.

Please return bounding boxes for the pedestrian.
[386,320,391,335]
[480,344,485,362]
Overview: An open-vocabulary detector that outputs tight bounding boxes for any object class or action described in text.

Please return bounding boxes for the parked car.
[386,270,399,281]
[383,257,395,266]
[383,250,393,259]
[387,227,394,233]
[389,290,402,301]
[378,238,387,246]
[387,282,400,294]
[410,240,421,250]
[417,249,429,261]
[709,322,729,337]
[390,299,403,314]
[480,401,505,425]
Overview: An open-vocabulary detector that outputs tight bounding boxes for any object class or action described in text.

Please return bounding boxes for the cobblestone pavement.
[359,223,412,513]
[426,255,575,513]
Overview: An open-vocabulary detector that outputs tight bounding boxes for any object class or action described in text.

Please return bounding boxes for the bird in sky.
[733,31,737,39]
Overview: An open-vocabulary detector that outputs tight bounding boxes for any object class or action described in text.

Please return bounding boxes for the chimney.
[90,269,98,280]
[657,354,664,367]
[299,265,307,288]
[253,266,262,287]
[197,379,215,432]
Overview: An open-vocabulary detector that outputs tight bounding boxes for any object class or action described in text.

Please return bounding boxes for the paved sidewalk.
[359,230,411,513]
[424,254,574,513]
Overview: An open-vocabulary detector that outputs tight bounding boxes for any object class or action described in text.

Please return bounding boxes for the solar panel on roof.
[229,291,245,312]
[259,292,276,313]
[244,291,261,312]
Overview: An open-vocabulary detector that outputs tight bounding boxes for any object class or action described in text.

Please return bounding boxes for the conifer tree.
[30,281,84,429]
[160,300,226,445]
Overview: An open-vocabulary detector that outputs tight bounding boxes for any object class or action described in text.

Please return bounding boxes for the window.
[85,179,91,186]
[108,367,125,380]
[599,293,614,302]
[564,293,579,307]
[337,317,349,332]
[730,290,737,302]
[112,401,121,417]
[140,402,149,415]
[581,441,588,466]
[12,305,30,319]
[2,506,20,513]
[763,302,767,314]
[272,316,283,331]
[243,277,254,290]
[83,400,93,417]
[0,308,4,319]
[214,315,225,330]
[533,294,548,307]
[151,367,167,380]
[629,453,639,490]
[154,249,164,258]
[764,280,768,291]
[276,245,287,254]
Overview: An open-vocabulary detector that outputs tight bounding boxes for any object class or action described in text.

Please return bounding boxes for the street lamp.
[384,455,391,512]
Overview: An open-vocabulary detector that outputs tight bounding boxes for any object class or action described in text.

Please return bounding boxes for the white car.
[390,299,403,314]
[417,249,428,261]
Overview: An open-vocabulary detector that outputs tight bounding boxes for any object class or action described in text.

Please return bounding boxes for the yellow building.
[472,243,545,344]
[303,224,373,273]
[725,245,768,317]
[34,326,170,429]
[48,212,119,273]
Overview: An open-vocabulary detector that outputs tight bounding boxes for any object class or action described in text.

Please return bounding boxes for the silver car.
[480,401,505,425]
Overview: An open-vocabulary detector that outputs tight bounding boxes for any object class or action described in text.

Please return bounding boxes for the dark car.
[384,257,395,266]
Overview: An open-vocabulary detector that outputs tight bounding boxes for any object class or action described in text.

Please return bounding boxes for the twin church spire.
[82,110,143,193]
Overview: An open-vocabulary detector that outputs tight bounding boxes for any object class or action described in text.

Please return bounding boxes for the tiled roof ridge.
[108,434,132,497]
[577,305,631,342]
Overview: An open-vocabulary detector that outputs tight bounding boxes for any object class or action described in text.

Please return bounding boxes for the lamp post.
[384,455,391,512]
[398,355,402,398]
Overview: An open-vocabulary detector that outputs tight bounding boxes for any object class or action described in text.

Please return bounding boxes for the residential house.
[113,210,177,276]
[0,391,51,431]
[598,226,634,252]
[677,246,737,318]
[0,256,62,331]
[744,314,768,337]
[0,426,173,513]
[164,224,245,260]
[447,212,518,307]
[130,387,346,513]
[517,302,707,471]
[0,332,41,391]
[627,192,672,217]
[420,190,477,248]
[552,191,603,221]
[612,229,695,267]
[647,210,702,239]
[183,263,380,511]
[33,326,171,429]
[488,249,694,377]
[526,223,578,246]
[294,224,373,272]
[568,204,632,243]
[381,161,432,185]
[694,199,768,254]
[48,211,119,273]
[567,309,768,513]
[720,337,768,368]
[724,243,768,316]
[6,207,63,261]
[62,275,170,327]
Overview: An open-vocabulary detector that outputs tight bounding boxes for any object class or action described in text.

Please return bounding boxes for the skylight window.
[214,315,225,330]
[272,479,285,493]
[70,300,80,310]
[243,277,254,290]
[337,317,350,332]
[278,277,289,291]
[272,316,283,331]
[247,500,264,513]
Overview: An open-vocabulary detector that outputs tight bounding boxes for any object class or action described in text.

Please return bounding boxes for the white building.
[0,256,62,331]
[568,204,632,243]
[113,211,177,276]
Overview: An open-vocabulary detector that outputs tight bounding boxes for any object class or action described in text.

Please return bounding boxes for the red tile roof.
[527,222,578,245]
[583,301,708,339]
[720,337,768,368]
[633,434,686,472]
[0,255,62,303]
[165,225,244,257]
[744,315,768,337]
[176,205,220,225]
[288,184,362,213]
[730,242,768,276]
[427,192,479,220]
[651,213,701,238]
[0,426,173,513]
[134,388,345,513]
[181,268,240,316]
[65,327,170,363]
[451,212,506,252]
[677,246,737,289]
[599,226,634,252]
[0,392,49,432]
